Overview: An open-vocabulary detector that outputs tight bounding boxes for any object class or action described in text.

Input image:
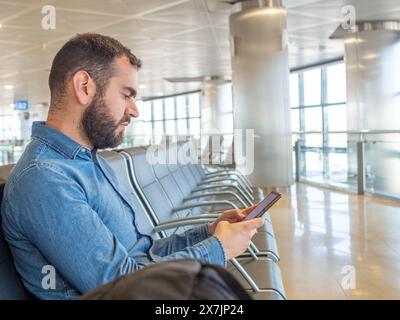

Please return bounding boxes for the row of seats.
[101,141,286,300]
[0,140,286,299]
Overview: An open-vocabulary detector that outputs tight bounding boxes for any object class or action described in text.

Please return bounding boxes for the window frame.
[291,60,347,179]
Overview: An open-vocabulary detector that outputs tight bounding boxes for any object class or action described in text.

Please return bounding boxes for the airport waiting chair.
[112,147,284,293]
[99,150,286,300]
[176,141,278,237]
[173,141,266,217]
[150,144,272,257]
[177,141,255,205]
[192,139,254,192]
[120,144,279,260]
[147,143,250,213]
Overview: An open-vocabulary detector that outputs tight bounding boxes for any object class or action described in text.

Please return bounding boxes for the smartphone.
[243,191,282,221]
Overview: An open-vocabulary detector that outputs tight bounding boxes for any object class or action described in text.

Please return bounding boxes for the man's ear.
[71,70,96,106]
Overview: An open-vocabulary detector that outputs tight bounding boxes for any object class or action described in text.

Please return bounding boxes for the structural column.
[344,21,400,195]
[201,78,234,165]
[229,0,293,187]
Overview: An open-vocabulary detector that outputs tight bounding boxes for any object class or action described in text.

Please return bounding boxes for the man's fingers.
[221,209,237,216]
[225,209,245,219]
[241,204,257,216]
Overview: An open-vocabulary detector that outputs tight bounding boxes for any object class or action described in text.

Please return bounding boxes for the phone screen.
[243,191,282,221]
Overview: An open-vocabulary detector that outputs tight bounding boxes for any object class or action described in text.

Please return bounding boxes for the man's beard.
[81,92,129,149]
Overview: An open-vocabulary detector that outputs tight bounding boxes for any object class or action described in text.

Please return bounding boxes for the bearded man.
[1,33,264,299]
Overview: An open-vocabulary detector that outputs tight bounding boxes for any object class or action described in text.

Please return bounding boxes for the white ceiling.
[0,0,399,107]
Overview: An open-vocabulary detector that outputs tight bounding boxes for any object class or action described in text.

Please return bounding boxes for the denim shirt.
[1,122,226,300]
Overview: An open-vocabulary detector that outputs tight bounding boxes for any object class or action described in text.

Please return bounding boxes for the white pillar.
[229,0,293,187]
[201,79,234,165]
[201,79,233,134]
[345,21,400,195]
[345,22,400,131]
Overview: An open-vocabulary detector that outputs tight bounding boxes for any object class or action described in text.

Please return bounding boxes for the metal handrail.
[293,130,400,144]
[292,130,400,134]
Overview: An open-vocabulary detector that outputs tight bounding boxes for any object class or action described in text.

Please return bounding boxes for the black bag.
[82,259,253,300]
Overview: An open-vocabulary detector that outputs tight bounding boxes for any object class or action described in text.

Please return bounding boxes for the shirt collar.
[31,121,94,160]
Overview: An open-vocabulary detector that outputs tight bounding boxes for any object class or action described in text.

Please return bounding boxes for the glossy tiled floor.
[264,183,400,300]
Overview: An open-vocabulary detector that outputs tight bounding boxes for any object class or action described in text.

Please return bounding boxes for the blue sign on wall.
[14,100,29,111]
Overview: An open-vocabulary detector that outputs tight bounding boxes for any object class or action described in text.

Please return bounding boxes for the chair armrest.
[198,177,252,195]
[183,191,247,208]
[173,200,238,213]
[193,185,253,206]
[154,216,216,232]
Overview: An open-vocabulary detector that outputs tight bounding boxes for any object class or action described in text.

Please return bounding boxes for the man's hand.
[208,205,257,235]
[213,217,265,260]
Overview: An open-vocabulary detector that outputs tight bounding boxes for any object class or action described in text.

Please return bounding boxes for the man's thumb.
[244,216,265,228]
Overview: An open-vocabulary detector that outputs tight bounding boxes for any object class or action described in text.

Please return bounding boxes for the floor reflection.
[265,183,400,299]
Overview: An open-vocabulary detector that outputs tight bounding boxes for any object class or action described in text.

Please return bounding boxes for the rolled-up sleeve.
[150,224,226,267]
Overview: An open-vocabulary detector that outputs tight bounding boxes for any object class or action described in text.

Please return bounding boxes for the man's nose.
[127,100,139,118]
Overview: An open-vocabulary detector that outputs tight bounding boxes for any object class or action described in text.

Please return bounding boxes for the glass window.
[144,122,153,136]
[177,119,187,134]
[290,73,300,107]
[188,93,200,117]
[305,152,324,178]
[164,97,175,119]
[153,121,164,136]
[136,100,144,118]
[328,133,347,148]
[328,153,348,175]
[176,96,187,118]
[130,120,144,136]
[131,92,203,145]
[0,114,21,140]
[305,134,323,148]
[304,107,322,131]
[327,64,346,103]
[165,120,176,135]
[303,68,321,106]
[189,118,200,135]
[291,109,300,132]
[289,62,351,189]
[143,101,152,121]
[152,99,163,121]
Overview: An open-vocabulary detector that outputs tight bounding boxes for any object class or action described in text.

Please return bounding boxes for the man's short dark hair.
[48,33,142,106]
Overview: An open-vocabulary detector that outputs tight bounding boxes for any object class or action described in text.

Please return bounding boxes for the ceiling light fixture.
[4,85,13,90]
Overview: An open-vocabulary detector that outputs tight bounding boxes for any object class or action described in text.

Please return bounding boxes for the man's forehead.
[112,57,138,88]
[114,56,138,77]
